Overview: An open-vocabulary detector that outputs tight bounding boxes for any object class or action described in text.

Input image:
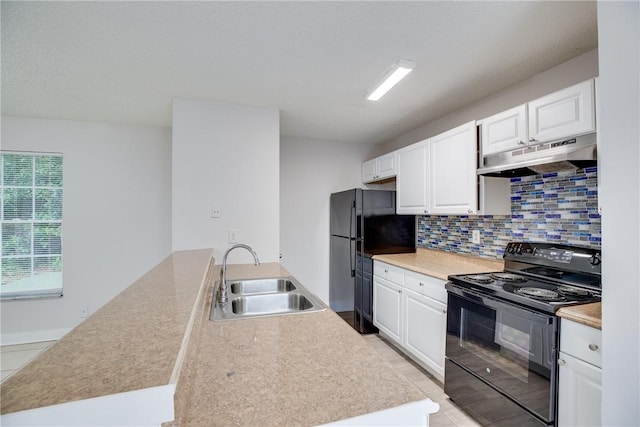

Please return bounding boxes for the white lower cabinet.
[372,276,403,345]
[403,289,446,382]
[373,261,447,382]
[557,319,602,427]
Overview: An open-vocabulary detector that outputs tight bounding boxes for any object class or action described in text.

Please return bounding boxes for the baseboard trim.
[0,328,72,346]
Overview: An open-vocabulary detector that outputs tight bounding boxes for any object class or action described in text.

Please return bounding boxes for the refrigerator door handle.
[350,202,355,277]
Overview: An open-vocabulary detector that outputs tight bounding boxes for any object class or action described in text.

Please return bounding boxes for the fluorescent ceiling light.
[366,59,416,101]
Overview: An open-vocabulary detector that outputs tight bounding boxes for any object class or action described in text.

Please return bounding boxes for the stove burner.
[515,287,562,301]
[466,274,495,284]
[491,272,526,282]
[557,286,591,297]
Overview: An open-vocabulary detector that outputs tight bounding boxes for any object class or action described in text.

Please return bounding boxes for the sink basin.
[232,293,313,315]
[210,276,326,321]
[230,278,296,295]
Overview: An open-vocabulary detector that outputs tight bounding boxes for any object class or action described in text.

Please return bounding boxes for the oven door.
[445,283,557,424]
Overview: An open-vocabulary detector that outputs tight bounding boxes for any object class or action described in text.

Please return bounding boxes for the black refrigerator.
[330,189,416,334]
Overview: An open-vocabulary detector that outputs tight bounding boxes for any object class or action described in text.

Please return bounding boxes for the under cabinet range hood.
[477,133,597,178]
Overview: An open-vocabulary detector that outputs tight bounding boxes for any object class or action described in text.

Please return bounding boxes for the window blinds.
[1,152,63,299]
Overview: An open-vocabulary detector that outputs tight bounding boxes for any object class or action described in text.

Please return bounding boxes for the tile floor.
[1,336,477,426]
[362,334,480,427]
[0,340,56,383]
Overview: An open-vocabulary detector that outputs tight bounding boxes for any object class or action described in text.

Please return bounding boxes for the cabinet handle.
[588,344,599,351]
[558,359,566,366]
[517,140,526,145]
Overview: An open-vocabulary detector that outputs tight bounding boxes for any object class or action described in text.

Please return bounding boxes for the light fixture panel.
[366,59,416,101]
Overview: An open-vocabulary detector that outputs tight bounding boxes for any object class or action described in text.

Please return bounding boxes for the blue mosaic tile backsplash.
[417,167,600,259]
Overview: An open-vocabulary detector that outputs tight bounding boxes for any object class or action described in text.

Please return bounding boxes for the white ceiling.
[1,1,597,144]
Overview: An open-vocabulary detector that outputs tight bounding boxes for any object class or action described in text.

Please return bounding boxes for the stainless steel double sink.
[210,277,326,321]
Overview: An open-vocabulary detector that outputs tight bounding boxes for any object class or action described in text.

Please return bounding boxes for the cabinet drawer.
[560,319,602,368]
[404,269,447,303]
[373,261,404,285]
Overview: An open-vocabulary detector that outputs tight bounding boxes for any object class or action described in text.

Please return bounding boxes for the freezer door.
[330,235,355,312]
[330,189,357,238]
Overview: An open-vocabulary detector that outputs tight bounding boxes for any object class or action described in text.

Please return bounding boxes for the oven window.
[447,291,556,422]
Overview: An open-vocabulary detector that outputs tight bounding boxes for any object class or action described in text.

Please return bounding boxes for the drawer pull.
[419,282,424,287]
[588,343,599,351]
[558,359,566,366]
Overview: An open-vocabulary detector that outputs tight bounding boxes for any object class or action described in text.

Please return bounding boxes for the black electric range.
[448,241,601,314]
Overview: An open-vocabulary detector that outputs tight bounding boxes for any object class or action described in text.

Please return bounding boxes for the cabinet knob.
[442,309,447,314]
[384,269,388,273]
[467,209,474,214]
[398,289,402,294]
[529,137,537,143]
[419,282,424,287]
[517,140,526,145]
[588,343,599,351]
[558,359,566,366]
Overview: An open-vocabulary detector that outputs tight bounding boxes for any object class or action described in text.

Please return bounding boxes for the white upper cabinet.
[362,152,397,183]
[480,104,528,156]
[429,121,478,215]
[396,140,430,215]
[528,79,596,144]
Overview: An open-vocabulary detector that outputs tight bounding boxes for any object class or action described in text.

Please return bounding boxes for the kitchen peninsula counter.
[171,262,428,426]
[1,252,432,426]
[1,249,215,417]
[374,248,504,280]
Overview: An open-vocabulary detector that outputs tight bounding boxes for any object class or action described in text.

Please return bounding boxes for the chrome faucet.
[217,244,260,305]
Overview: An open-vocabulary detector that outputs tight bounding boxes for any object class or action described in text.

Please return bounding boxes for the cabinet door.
[480,104,528,156]
[362,159,378,183]
[558,352,602,427]
[528,79,595,143]
[403,289,446,382]
[396,140,429,215]
[429,121,478,215]
[376,152,396,179]
[373,276,403,344]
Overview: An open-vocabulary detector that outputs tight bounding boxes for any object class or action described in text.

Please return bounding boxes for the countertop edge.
[557,302,602,329]
[170,256,216,384]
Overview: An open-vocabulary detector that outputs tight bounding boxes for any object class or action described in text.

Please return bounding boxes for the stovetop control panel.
[504,242,601,276]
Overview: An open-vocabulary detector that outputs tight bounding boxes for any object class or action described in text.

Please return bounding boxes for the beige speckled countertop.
[171,263,426,426]
[374,248,504,280]
[1,249,214,415]
[557,302,602,329]
[2,254,426,426]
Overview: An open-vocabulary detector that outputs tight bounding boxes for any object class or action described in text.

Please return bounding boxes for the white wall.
[280,137,375,303]
[172,98,280,264]
[597,2,640,424]
[1,116,172,344]
[373,49,599,156]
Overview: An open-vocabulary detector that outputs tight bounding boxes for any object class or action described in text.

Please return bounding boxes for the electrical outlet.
[228,229,238,243]
[211,205,221,218]
[472,229,481,244]
[80,305,89,318]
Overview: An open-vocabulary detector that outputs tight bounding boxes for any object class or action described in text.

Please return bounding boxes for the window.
[1,152,63,299]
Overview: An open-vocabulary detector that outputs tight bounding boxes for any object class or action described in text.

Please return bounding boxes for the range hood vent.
[477,133,597,178]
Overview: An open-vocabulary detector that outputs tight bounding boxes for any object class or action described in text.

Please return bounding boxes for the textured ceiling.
[1,1,597,144]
